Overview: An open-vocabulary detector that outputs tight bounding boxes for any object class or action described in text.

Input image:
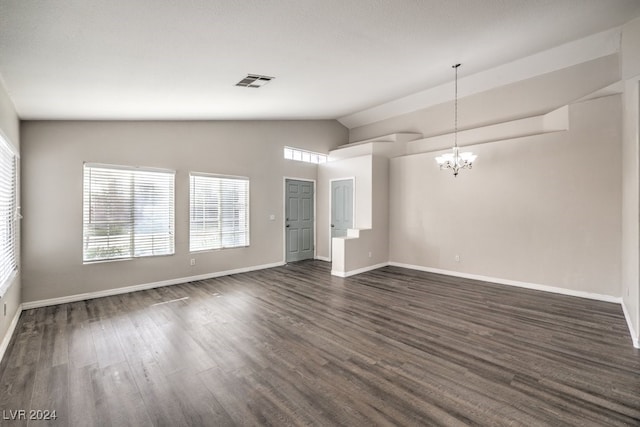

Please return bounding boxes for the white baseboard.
[332,262,389,278]
[388,262,622,304]
[315,256,331,262]
[22,261,285,310]
[621,300,640,349]
[0,303,22,363]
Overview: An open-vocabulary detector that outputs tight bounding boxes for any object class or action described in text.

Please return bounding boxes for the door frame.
[283,177,317,263]
[328,177,356,262]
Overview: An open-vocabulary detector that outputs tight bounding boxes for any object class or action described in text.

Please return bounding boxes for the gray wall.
[317,154,389,273]
[371,155,390,266]
[621,16,640,344]
[0,78,20,348]
[343,155,389,271]
[317,155,373,260]
[387,94,622,297]
[21,120,347,302]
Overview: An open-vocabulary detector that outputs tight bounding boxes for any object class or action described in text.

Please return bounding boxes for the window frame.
[283,146,328,164]
[82,162,176,263]
[0,133,18,296]
[189,172,250,252]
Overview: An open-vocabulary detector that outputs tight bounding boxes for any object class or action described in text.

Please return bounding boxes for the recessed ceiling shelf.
[406,106,569,155]
[329,133,422,161]
[329,107,569,161]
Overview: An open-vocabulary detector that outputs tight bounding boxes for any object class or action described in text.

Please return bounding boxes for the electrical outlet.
[368,252,372,258]
[455,254,460,262]
[190,258,196,266]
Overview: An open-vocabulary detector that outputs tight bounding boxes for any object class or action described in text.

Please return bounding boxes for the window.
[190,173,249,251]
[83,164,175,262]
[284,146,327,164]
[0,136,17,288]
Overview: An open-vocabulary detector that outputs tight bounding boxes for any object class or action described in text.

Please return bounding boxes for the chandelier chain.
[453,63,459,149]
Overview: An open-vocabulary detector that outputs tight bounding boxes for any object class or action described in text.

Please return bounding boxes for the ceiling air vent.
[235,74,274,88]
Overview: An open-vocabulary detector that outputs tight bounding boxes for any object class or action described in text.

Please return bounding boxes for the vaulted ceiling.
[1,0,639,125]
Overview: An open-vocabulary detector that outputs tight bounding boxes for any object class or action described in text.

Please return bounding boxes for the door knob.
[331,224,335,228]
[286,224,290,228]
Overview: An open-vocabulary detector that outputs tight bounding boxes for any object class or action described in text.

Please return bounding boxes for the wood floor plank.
[199,366,270,426]
[0,363,37,427]
[164,369,235,426]
[36,322,68,372]
[0,260,638,426]
[28,364,68,427]
[90,318,126,369]
[68,364,100,427]
[67,321,97,368]
[95,361,153,427]
[126,354,189,426]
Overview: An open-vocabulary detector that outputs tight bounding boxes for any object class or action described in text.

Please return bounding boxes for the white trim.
[388,262,621,303]
[22,261,284,310]
[188,173,250,253]
[315,256,330,262]
[283,177,317,263]
[0,134,18,291]
[84,162,175,174]
[621,300,640,349]
[0,269,17,299]
[283,146,328,164]
[190,171,250,180]
[0,303,22,363]
[331,262,388,278]
[0,128,19,158]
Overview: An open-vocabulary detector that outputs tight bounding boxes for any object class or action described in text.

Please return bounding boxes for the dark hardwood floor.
[0,260,639,426]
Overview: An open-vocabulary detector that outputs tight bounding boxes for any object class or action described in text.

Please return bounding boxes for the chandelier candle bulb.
[435,63,477,177]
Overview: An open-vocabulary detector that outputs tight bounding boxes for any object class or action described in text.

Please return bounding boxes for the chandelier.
[435,64,477,177]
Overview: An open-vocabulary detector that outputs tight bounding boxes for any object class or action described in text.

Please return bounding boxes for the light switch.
[269,214,276,221]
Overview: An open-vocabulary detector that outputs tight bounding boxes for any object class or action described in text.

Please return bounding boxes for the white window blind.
[0,137,17,286]
[190,174,250,251]
[83,164,175,262]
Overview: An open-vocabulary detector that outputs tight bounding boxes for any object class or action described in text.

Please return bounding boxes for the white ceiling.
[1,0,639,124]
